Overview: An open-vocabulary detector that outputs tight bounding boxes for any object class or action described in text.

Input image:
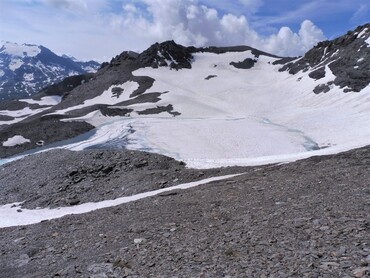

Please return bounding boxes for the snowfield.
[19,95,62,106]
[9,58,24,71]
[0,96,62,125]
[50,81,139,115]
[45,50,370,168]
[1,42,41,57]
[1,49,370,169]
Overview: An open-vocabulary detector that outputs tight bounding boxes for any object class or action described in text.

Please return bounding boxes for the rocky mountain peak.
[106,51,140,68]
[138,40,194,69]
[105,41,194,70]
[104,40,282,73]
[280,22,370,93]
[306,23,369,64]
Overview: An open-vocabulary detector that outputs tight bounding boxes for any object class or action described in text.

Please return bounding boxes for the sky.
[0,0,369,62]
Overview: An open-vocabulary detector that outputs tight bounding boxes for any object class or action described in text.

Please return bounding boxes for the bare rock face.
[138,40,194,70]
[36,74,95,98]
[280,23,370,93]
[230,58,257,69]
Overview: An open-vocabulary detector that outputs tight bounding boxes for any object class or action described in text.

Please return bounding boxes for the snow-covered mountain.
[280,24,370,93]
[0,42,100,100]
[0,23,369,167]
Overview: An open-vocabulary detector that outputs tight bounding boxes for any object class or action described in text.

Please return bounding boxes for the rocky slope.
[0,149,243,210]
[0,42,100,100]
[0,146,369,277]
[279,23,370,94]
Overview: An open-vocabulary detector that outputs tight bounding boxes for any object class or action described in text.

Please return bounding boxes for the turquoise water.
[0,158,11,166]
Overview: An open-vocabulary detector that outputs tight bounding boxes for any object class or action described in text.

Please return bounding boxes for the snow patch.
[1,42,41,57]
[357,28,368,39]
[61,110,121,127]
[0,107,35,118]
[330,49,339,57]
[2,135,30,147]
[51,81,139,115]
[0,173,242,228]
[20,95,62,106]
[9,58,24,71]
[23,73,34,81]
[0,107,51,125]
[365,37,370,46]
[82,65,98,73]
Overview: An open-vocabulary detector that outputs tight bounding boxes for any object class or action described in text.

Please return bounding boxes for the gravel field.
[0,146,369,277]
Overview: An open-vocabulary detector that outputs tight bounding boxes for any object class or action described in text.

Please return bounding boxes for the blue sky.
[1,0,369,61]
[201,1,369,38]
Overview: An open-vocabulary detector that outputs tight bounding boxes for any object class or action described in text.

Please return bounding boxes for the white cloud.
[115,0,326,56]
[299,20,326,49]
[1,0,330,60]
[123,3,138,14]
[238,0,264,13]
[262,20,326,56]
[43,0,88,11]
[199,0,263,15]
[351,4,369,24]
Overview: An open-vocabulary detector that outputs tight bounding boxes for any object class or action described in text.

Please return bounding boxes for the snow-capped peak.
[62,54,78,62]
[0,42,41,58]
[0,42,101,100]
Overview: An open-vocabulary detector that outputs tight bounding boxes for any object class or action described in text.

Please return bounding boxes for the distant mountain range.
[0,42,100,100]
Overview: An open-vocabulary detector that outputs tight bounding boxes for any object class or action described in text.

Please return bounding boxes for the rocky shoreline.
[1,146,369,277]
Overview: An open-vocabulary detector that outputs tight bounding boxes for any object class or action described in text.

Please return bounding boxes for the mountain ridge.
[0,42,100,100]
[0,23,369,163]
[280,23,370,93]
